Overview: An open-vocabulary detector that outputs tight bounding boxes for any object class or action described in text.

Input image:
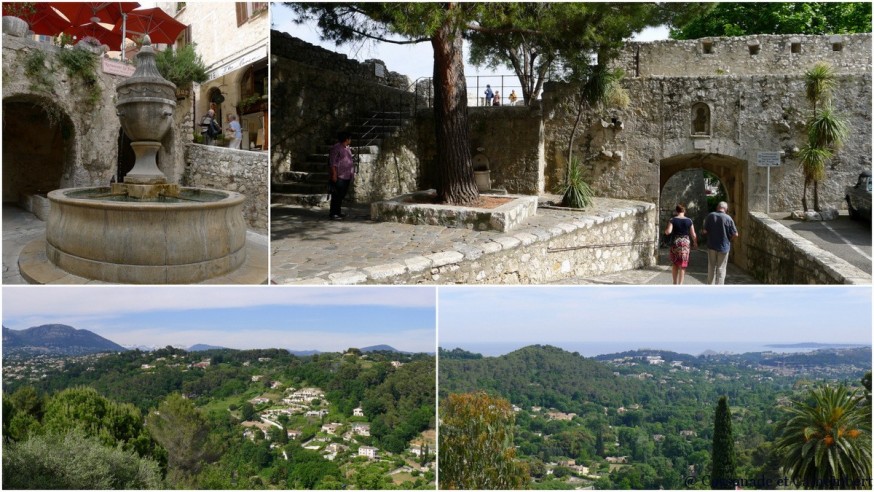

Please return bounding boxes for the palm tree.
[800,63,847,212]
[775,385,871,489]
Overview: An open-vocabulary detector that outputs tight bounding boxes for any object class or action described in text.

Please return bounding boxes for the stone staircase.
[272,111,411,207]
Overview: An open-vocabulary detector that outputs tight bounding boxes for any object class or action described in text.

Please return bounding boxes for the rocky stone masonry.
[371,192,539,233]
[2,35,195,198]
[310,200,656,285]
[745,212,869,284]
[271,30,416,183]
[415,106,545,195]
[614,33,871,78]
[183,144,268,233]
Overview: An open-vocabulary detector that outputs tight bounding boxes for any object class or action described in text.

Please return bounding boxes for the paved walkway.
[3,205,269,284]
[270,198,653,284]
[555,248,757,285]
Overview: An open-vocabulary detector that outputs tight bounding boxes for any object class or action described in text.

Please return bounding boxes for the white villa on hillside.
[358,446,378,459]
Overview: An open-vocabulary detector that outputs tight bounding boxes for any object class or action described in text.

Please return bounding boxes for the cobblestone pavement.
[3,205,268,285]
[270,203,604,283]
[270,199,756,285]
[555,248,757,285]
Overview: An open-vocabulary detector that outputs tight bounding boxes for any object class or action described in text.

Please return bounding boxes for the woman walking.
[664,204,697,285]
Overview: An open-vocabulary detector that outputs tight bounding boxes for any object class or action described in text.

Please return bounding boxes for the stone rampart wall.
[415,106,545,194]
[183,144,268,233]
[615,33,871,77]
[745,212,869,284]
[270,30,415,182]
[542,72,872,213]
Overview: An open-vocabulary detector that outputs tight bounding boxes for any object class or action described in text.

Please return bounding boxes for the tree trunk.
[813,180,820,212]
[432,15,478,205]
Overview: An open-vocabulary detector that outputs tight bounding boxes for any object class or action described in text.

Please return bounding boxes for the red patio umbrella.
[2,3,70,36]
[51,2,140,27]
[66,21,124,49]
[113,7,187,45]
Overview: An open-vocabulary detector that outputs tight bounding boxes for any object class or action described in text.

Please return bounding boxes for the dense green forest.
[3,348,435,489]
[439,345,872,489]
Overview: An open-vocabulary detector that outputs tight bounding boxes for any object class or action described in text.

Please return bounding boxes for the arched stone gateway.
[2,95,77,210]
[660,152,748,269]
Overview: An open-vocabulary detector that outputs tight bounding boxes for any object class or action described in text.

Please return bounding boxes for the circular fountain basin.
[45,187,247,284]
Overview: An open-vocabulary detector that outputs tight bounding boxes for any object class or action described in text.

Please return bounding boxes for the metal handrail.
[414,74,531,108]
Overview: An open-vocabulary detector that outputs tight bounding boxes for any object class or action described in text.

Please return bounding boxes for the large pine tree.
[711,395,737,489]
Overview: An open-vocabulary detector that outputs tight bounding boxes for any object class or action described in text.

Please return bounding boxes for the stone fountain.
[19,36,258,284]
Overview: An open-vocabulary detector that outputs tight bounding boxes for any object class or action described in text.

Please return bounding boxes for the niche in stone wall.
[691,103,711,136]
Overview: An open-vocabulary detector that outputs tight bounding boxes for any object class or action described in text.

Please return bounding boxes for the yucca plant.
[775,385,872,489]
[799,63,847,212]
[560,157,594,209]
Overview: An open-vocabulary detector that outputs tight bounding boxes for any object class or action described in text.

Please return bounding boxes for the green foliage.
[711,396,737,485]
[42,386,149,452]
[439,347,484,360]
[55,47,101,106]
[439,391,529,489]
[146,393,217,483]
[154,43,208,88]
[23,49,53,93]
[798,62,847,211]
[560,157,595,209]
[775,385,872,488]
[671,3,872,39]
[2,430,163,489]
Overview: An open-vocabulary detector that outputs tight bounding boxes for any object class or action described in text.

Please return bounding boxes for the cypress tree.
[711,395,736,489]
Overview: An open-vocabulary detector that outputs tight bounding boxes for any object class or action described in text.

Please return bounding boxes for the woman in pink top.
[329,131,354,220]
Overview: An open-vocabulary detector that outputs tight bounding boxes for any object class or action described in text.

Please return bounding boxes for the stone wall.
[542,73,871,215]
[270,30,414,181]
[183,144,268,233]
[338,201,657,284]
[614,33,871,77]
[353,122,422,203]
[415,105,546,194]
[746,212,869,284]
[2,35,193,200]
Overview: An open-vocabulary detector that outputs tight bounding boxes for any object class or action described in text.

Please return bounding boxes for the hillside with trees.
[3,347,435,489]
[439,344,871,489]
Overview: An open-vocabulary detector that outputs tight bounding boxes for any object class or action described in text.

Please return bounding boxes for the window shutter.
[235,2,247,26]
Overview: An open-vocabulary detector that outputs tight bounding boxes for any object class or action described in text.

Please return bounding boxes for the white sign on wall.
[756,151,782,167]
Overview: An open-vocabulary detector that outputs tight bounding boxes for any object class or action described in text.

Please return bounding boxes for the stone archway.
[660,152,749,269]
[2,95,76,204]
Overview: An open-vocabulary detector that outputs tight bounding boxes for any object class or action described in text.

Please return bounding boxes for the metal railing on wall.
[413,74,531,109]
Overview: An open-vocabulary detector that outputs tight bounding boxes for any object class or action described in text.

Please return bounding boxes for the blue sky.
[272,5,670,82]
[439,287,873,354]
[3,286,436,353]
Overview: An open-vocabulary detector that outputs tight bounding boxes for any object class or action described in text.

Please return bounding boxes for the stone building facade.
[158,1,269,151]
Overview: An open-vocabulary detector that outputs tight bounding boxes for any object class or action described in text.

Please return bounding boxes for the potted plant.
[154,43,208,99]
[2,2,35,37]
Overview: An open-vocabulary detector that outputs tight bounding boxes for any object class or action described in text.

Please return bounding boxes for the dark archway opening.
[117,129,136,182]
[660,153,748,269]
[2,97,75,203]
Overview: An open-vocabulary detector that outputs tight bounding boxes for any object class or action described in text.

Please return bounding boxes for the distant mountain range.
[3,324,407,357]
[3,324,126,356]
[764,342,869,349]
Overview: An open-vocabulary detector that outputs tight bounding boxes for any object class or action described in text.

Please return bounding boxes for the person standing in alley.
[664,204,697,285]
[702,201,738,284]
[328,131,354,220]
[227,114,242,149]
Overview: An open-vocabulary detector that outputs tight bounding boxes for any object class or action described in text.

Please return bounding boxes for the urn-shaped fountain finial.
[116,35,177,184]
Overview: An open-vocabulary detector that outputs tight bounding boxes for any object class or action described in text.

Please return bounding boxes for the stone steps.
[272,112,412,208]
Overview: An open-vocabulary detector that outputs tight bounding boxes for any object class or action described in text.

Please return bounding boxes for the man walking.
[702,201,739,284]
[328,131,354,220]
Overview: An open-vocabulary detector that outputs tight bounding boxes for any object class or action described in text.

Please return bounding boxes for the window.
[235,2,267,27]
[790,38,801,54]
[175,26,191,50]
[701,40,713,55]
[747,42,760,56]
